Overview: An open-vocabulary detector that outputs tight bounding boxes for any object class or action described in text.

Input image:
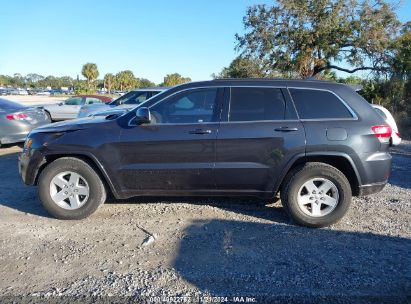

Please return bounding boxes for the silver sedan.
[0,98,51,147]
[77,88,166,118]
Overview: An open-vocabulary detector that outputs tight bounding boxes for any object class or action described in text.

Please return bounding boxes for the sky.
[0,0,410,84]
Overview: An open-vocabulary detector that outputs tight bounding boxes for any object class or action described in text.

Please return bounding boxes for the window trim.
[128,85,358,126]
[287,87,358,121]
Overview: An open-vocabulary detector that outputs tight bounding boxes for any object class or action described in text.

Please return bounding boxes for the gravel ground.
[0,142,410,303]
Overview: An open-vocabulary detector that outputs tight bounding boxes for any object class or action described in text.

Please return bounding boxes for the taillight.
[371,125,392,143]
[395,132,400,137]
[5,112,29,121]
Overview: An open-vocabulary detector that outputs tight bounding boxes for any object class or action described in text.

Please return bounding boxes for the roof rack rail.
[213,77,290,81]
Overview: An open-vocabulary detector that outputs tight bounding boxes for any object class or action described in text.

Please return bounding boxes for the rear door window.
[229,87,286,121]
[289,89,353,119]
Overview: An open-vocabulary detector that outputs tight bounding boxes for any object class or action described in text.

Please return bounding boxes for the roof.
[212,77,338,84]
[165,78,351,91]
[132,87,167,92]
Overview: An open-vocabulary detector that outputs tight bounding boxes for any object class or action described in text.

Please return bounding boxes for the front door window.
[150,88,218,124]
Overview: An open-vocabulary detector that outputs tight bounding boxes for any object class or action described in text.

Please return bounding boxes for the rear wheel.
[281,162,351,227]
[38,157,106,219]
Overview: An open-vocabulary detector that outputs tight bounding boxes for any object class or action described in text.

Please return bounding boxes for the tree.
[392,24,411,80]
[26,73,44,86]
[162,73,191,87]
[81,63,99,87]
[114,70,137,91]
[0,75,12,87]
[236,0,402,78]
[214,57,267,79]
[104,73,115,93]
[137,78,156,88]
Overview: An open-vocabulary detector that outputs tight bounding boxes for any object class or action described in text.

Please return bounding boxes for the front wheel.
[38,157,106,219]
[281,162,351,227]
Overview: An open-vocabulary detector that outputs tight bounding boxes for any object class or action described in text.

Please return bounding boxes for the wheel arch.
[34,152,118,198]
[43,109,52,120]
[276,152,362,196]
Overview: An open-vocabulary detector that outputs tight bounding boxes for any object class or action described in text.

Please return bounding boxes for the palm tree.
[163,73,191,87]
[115,70,136,91]
[81,63,99,88]
[104,73,114,94]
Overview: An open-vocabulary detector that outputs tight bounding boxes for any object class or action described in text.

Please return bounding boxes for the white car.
[77,88,166,118]
[372,104,401,146]
[43,95,112,121]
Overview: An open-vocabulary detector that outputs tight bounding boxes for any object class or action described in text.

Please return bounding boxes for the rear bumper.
[359,152,392,185]
[1,131,29,145]
[358,182,387,196]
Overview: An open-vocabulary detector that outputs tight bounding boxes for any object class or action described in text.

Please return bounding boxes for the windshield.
[0,98,24,112]
[103,89,170,119]
[109,90,167,106]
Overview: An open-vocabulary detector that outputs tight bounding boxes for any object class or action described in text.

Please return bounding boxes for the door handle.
[189,129,212,135]
[274,127,299,132]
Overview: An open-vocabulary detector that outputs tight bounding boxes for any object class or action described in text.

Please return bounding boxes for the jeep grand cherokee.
[18,79,392,227]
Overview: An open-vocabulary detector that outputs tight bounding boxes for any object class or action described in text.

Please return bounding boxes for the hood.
[32,116,110,133]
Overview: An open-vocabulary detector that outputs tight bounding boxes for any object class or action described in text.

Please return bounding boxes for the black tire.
[280,162,351,228]
[38,157,106,220]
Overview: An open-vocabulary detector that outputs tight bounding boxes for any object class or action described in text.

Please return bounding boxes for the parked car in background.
[44,95,113,121]
[372,104,401,146]
[20,79,392,227]
[0,98,51,147]
[50,89,71,95]
[8,88,28,95]
[37,90,51,96]
[77,88,166,118]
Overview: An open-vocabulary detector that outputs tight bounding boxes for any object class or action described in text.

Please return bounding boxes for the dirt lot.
[0,142,410,303]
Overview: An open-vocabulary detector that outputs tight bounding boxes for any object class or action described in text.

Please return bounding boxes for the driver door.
[117,87,223,193]
[59,96,84,119]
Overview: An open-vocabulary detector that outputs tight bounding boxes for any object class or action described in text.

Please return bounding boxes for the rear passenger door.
[215,87,305,193]
[288,88,357,154]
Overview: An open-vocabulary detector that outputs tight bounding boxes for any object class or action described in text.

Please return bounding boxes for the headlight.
[24,138,33,150]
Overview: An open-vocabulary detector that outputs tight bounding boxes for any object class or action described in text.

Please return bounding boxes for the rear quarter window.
[289,89,353,119]
[374,108,387,120]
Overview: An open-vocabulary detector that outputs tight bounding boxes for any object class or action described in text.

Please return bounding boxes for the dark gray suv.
[18,79,392,227]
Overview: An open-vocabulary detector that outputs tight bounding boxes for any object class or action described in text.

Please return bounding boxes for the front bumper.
[18,148,46,185]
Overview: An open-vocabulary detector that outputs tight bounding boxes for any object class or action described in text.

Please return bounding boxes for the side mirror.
[58,102,64,106]
[135,107,151,125]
